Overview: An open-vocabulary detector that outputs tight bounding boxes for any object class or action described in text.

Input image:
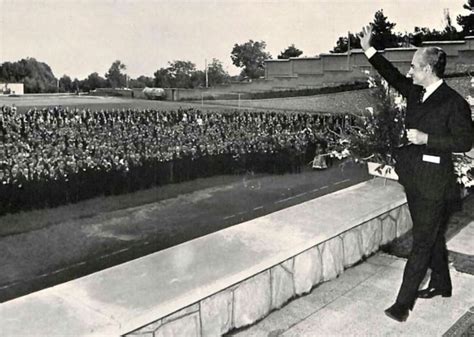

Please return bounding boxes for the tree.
[72,78,81,93]
[80,72,107,92]
[410,10,462,46]
[231,40,272,79]
[129,75,154,88]
[206,58,230,86]
[153,60,197,88]
[153,68,172,88]
[152,59,229,88]
[105,60,127,88]
[457,0,474,36]
[59,75,73,92]
[167,60,197,88]
[190,70,205,88]
[0,58,57,93]
[278,44,303,59]
[331,9,400,53]
[370,9,400,50]
[331,33,361,53]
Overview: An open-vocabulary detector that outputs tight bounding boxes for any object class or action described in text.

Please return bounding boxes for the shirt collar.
[423,79,443,100]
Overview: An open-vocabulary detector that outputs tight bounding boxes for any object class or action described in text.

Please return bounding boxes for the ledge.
[422,40,466,45]
[0,179,409,336]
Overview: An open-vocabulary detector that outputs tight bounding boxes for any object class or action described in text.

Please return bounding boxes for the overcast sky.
[0,0,468,80]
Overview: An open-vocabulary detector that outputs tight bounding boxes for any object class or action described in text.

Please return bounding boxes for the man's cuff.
[364,47,377,59]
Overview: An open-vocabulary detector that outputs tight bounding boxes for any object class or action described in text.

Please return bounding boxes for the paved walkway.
[231,197,474,337]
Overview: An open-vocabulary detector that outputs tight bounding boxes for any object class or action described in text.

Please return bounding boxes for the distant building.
[0,83,24,95]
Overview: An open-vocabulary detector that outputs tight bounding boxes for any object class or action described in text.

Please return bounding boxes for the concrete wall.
[125,180,412,337]
[265,38,474,87]
[291,57,324,75]
[0,179,412,336]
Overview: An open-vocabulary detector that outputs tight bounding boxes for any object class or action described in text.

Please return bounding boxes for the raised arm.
[358,25,413,97]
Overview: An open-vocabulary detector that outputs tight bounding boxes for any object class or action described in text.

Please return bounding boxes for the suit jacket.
[369,52,473,201]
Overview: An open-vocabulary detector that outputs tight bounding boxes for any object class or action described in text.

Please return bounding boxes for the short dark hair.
[420,47,447,78]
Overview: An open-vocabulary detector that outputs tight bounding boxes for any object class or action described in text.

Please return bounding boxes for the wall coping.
[266,57,322,63]
[0,179,407,336]
[422,40,466,45]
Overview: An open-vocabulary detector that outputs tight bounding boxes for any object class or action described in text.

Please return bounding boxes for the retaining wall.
[0,179,411,336]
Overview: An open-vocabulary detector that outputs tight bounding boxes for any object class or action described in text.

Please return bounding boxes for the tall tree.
[152,59,228,88]
[370,9,400,50]
[105,60,127,88]
[72,78,81,93]
[331,33,361,53]
[59,75,73,92]
[167,60,197,88]
[231,40,272,79]
[0,58,57,93]
[278,44,303,59]
[153,68,172,88]
[331,9,400,53]
[206,58,230,86]
[153,60,198,88]
[457,0,474,36]
[190,70,206,88]
[130,75,154,88]
[80,72,107,92]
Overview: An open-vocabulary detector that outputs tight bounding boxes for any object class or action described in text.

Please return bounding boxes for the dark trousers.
[396,192,452,309]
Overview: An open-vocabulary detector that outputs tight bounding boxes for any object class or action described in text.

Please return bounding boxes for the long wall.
[167,37,474,101]
[0,179,413,336]
[265,37,474,89]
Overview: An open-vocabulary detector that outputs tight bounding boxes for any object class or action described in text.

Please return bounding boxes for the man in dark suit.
[359,25,473,322]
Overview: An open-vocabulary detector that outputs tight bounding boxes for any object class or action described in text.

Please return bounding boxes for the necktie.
[418,88,426,104]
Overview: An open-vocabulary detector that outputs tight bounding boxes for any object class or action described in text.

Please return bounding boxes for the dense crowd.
[0,105,355,214]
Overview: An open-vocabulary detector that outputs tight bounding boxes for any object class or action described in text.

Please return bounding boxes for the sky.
[0,0,469,80]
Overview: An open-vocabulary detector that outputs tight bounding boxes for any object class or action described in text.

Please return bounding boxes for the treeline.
[0,58,233,94]
[2,3,474,93]
[332,6,474,53]
[0,58,58,93]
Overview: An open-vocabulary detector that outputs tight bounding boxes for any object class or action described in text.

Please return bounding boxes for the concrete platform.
[232,195,474,337]
[448,221,474,256]
[0,179,409,336]
[232,253,474,337]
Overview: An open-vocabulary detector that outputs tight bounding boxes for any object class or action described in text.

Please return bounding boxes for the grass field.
[0,90,376,114]
[2,76,470,115]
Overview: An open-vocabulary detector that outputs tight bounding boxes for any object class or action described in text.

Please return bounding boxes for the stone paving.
[230,254,473,337]
[230,196,474,337]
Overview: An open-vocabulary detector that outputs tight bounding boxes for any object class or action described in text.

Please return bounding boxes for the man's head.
[407,47,446,87]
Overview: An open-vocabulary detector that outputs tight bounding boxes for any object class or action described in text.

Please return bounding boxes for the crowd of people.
[0,104,356,214]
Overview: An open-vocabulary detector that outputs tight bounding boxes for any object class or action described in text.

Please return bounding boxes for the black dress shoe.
[417,287,452,299]
[384,302,409,322]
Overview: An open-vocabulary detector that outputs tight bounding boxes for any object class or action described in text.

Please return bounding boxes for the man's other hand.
[358,25,373,51]
[407,129,428,145]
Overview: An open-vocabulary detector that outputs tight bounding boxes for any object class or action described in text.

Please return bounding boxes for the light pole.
[205,59,209,88]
